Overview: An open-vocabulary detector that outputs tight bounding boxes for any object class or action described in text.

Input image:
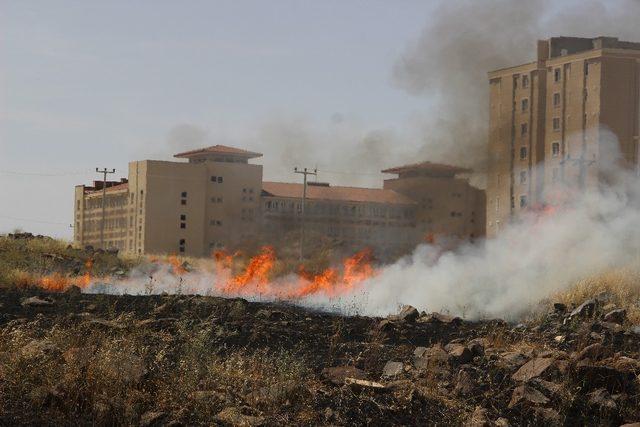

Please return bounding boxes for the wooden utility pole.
[96,168,116,249]
[294,167,317,261]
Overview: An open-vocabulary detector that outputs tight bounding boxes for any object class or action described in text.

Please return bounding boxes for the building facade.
[487,36,640,236]
[74,145,485,257]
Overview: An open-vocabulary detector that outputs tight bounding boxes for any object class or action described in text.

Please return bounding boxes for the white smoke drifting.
[87,133,640,320]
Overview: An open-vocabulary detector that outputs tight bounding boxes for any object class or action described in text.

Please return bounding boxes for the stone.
[495,418,511,427]
[603,308,626,324]
[465,406,491,427]
[21,296,54,307]
[215,407,265,427]
[587,388,617,411]
[65,285,82,297]
[322,366,368,385]
[575,343,607,361]
[454,369,476,396]
[414,345,451,370]
[568,299,596,320]
[498,351,529,372]
[413,346,428,358]
[508,384,550,408]
[389,305,419,323]
[467,338,486,357]
[530,378,562,397]
[422,312,462,325]
[382,361,404,377]
[553,302,567,313]
[445,343,473,364]
[575,360,636,392]
[511,357,555,382]
[139,411,168,427]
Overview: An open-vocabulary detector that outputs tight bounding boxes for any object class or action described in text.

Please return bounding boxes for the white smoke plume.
[393,0,640,171]
[87,133,640,320]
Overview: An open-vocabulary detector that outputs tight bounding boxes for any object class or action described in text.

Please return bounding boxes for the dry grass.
[553,266,640,324]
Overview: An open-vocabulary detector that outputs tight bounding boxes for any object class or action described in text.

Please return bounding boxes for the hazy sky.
[0,1,438,238]
[3,0,638,239]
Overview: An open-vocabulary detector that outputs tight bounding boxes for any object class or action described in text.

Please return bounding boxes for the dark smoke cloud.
[394,0,640,172]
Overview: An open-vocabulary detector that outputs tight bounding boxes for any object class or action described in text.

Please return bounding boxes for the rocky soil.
[0,287,639,426]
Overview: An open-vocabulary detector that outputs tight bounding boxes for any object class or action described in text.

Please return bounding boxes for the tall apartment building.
[487,36,640,236]
[75,145,485,257]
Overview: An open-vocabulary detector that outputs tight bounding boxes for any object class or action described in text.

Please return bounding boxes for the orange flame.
[37,258,94,291]
[216,246,375,300]
[167,255,187,275]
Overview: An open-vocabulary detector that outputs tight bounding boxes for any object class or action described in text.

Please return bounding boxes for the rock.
[21,296,54,307]
[389,305,419,323]
[414,345,451,370]
[445,343,473,364]
[467,338,486,358]
[532,407,560,424]
[322,366,367,385]
[567,299,596,321]
[575,343,607,361]
[553,302,567,313]
[413,346,428,358]
[344,378,386,390]
[495,418,510,427]
[529,378,562,397]
[574,360,636,392]
[620,423,640,427]
[256,309,286,321]
[382,361,404,377]
[139,411,168,427]
[508,384,549,408]
[421,312,462,325]
[215,407,264,427]
[377,319,396,333]
[454,368,476,396]
[497,351,529,372]
[554,335,566,343]
[511,357,555,382]
[465,406,491,427]
[603,308,626,324]
[587,388,617,411]
[65,285,82,297]
[630,325,640,335]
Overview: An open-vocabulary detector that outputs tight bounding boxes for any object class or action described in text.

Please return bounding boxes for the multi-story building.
[74,145,485,257]
[487,36,640,236]
[75,145,263,256]
[382,161,485,245]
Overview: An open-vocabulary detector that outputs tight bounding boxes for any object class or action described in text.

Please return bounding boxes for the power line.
[0,213,69,226]
[0,169,92,177]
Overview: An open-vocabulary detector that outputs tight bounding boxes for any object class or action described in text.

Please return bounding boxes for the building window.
[520,195,528,208]
[520,170,527,184]
[552,142,560,157]
[211,176,217,182]
[553,117,561,131]
[520,123,528,136]
[181,191,187,206]
[553,92,561,107]
[180,223,186,229]
[217,176,223,183]
[554,68,561,82]
[179,239,185,253]
[522,75,529,88]
[180,214,186,221]
[521,98,529,112]
[513,75,519,89]
[520,147,527,160]
[181,191,187,198]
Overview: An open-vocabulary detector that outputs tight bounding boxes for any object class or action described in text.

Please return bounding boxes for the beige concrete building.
[75,145,263,256]
[75,145,485,257]
[487,36,640,236]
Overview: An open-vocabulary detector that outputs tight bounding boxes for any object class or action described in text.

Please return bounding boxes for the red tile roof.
[174,145,262,159]
[85,182,129,195]
[262,182,415,205]
[382,161,470,175]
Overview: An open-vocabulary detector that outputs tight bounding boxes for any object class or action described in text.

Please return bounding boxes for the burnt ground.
[0,287,639,426]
